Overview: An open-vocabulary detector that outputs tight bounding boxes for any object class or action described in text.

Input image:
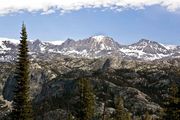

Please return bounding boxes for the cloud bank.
[0,0,180,15]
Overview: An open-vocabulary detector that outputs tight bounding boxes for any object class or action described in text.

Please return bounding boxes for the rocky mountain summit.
[0,35,179,61]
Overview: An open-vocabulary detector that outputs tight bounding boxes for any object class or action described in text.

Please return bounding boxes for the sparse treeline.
[9,24,180,120]
[72,78,132,120]
[162,82,180,120]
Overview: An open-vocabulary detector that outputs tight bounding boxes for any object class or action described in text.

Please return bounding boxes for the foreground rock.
[0,57,180,119]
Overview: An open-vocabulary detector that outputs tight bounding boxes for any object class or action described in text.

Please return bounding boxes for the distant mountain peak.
[33,39,42,44]
[92,35,105,39]
[139,39,151,43]
[132,39,165,48]
[0,37,19,45]
[91,35,112,43]
[61,38,75,46]
[136,39,160,45]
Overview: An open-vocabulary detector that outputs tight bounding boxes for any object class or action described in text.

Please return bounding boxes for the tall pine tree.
[77,78,95,120]
[114,97,131,120]
[12,23,32,120]
[67,112,73,120]
[144,111,152,120]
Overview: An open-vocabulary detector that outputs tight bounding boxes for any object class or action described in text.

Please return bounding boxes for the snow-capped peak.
[165,45,177,50]
[92,35,107,43]
[0,37,19,45]
[45,40,64,45]
[160,43,177,50]
[0,36,180,61]
[134,39,154,46]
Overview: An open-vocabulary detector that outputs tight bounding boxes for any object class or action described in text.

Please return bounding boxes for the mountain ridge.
[0,35,179,61]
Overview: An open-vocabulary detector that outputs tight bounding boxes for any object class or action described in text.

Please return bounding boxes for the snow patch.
[92,35,106,43]
[40,44,46,52]
[161,44,177,50]
[46,40,64,45]
[0,37,19,44]
[120,47,171,60]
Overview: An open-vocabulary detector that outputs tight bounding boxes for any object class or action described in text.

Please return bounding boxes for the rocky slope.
[0,56,180,119]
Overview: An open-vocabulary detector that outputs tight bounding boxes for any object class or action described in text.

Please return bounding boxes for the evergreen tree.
[67,112,73,120]
[101,82,109,120]
[144,111,152,120]
[163,82,180,120]
[77,78,95,120]
[114,97,131,120]
[11,23,32,120]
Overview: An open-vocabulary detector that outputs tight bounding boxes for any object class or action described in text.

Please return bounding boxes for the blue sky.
[0,3,180,45]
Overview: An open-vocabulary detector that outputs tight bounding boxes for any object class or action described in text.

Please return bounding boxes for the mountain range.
[0,35,179,61]
[1,35,180,119]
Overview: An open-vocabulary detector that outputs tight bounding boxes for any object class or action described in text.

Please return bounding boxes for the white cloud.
[0,0,180,15]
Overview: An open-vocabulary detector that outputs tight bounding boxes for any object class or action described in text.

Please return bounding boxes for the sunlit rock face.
[0,56,180,119]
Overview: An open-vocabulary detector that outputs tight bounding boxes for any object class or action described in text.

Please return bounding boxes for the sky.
[0,0,180,45]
